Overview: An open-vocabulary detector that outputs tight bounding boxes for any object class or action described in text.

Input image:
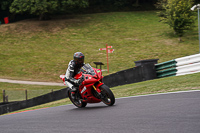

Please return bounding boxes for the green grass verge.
[0,83,61,102]
[112,72,200,98]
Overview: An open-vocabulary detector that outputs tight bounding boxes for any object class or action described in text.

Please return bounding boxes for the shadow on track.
[68,104,116,112]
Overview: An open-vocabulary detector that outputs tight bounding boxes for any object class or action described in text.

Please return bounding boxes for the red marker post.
[99,44,114,73]
[4,17,9,24]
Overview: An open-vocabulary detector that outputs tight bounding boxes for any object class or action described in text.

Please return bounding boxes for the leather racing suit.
[65,60,84,90]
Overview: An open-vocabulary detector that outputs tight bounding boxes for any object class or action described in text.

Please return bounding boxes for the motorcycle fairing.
[60,74,66,85]
[80,84,101,103]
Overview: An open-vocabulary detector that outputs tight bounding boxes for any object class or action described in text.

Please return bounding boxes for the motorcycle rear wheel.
[99,84,115,106]
[68,91,87,108]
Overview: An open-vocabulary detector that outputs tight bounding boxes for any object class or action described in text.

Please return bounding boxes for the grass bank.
[0,11,199,82]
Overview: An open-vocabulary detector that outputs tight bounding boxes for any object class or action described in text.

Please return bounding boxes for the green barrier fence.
[155,60,177,78]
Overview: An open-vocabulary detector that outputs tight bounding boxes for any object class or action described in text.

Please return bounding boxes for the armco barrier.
[103,63,157,88]
[0,62,157,115]
[0,87,68,115]
[155,60,176,71]
[155,53,200,78]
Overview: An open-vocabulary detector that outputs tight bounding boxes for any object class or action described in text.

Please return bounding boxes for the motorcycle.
[60,63,115,108]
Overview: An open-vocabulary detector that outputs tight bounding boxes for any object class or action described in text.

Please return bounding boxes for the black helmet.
[73,52,84,66]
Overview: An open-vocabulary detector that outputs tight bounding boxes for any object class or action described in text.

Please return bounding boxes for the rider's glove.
[74,75,84,86]
[78,75,85,85]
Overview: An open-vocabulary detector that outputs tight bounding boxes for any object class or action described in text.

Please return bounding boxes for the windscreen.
[80,64,95,76]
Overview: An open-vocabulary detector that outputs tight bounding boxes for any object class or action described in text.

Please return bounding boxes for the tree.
[59,0,88,13]
[0,0,13,10]
[10,0,58,20]
[9,0,89,20]
[61,0,88,9]
[156,0,196,41]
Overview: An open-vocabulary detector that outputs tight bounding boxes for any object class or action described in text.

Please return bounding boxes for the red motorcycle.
[60,63,115,108]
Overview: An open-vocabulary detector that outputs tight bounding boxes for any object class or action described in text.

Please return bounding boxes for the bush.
[156,0,196,41]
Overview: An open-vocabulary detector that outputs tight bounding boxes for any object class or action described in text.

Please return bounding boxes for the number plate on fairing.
[81,86,87,94]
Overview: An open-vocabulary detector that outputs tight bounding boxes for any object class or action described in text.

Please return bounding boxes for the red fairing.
[79,70,102,103]
[82,74,98,85]
[79,84,102,103]
[95,82,104,93]
[93,68,103,79]
[74,72,82,80]
[60,74,66,85]
[77,66,103,103]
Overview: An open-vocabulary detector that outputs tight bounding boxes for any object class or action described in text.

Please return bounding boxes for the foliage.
[0,0,13,10]
[87,0,156,12]
[59,0,89,14]
[156,0,196,40]
[60,0,88,9]
[9,0,58,20]
[9,0,89,20]
[155,0,168,9]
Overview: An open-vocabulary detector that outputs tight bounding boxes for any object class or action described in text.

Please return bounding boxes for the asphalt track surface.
[0,90,200,133]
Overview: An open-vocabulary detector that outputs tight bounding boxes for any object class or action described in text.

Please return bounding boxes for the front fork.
[93,81,104,99]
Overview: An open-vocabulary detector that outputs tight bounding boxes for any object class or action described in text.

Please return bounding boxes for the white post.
[198,5,200,53]
[191,4,200,53]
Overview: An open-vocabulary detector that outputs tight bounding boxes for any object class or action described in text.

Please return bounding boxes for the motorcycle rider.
[65,52,85,93]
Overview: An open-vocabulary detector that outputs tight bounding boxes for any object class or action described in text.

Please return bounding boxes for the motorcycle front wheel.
[68,91,87,108]
[99,84,115,106]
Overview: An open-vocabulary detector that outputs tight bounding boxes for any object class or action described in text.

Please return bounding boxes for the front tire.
[99,84,115,106]
[68,91,87,108]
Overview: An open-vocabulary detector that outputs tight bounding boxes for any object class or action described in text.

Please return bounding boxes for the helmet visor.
[74,58,84,64]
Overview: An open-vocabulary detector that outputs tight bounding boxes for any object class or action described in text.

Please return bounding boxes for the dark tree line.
[1,0,200,22]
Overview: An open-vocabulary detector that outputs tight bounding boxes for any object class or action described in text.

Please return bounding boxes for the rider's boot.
[71,86,77,92]
[70,86,78,99]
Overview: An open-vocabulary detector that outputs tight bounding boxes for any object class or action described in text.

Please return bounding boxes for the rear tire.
[99,84,115,106]
[68,91,87,108]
